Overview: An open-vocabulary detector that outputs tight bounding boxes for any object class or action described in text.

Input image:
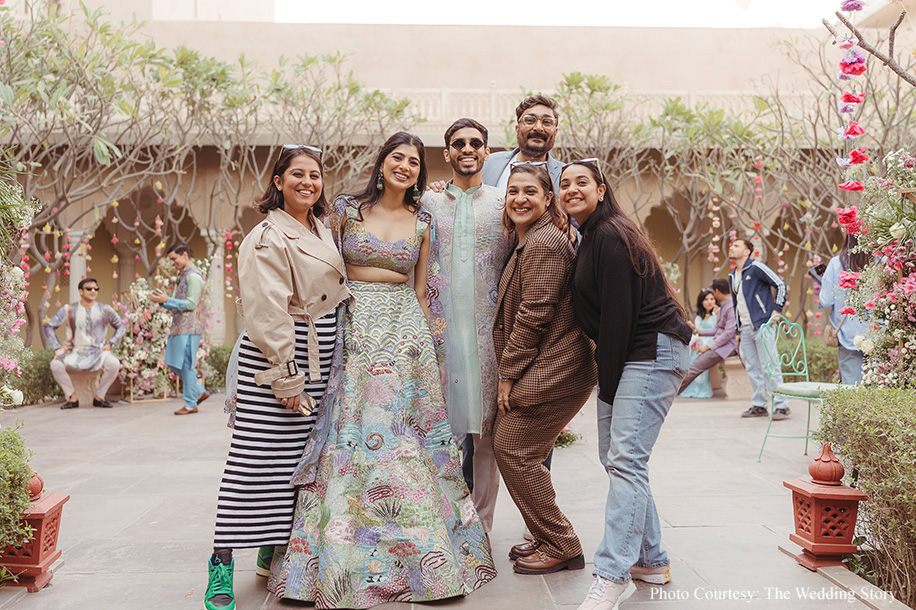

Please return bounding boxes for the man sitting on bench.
[43,278,126,409]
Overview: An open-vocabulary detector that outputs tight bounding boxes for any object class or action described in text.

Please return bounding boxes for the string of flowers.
[223,230,241,295]
[805,1,870,338]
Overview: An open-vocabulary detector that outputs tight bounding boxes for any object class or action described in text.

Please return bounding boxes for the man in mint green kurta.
[423,119,511,533]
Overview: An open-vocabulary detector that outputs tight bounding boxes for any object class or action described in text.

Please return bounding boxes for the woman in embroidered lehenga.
[267,132,496,609]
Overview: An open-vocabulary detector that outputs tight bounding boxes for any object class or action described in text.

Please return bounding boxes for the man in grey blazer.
[481,95,563,191]
[677,278,738,394]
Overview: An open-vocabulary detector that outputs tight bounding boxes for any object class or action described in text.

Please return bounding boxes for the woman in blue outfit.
[559,160,691,610]
[679,289,717,399]
[819,234,869,384]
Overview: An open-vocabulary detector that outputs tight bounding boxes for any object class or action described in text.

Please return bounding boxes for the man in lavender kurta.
[44,277,126,409]
[423,118,511,534]
[677,278,738,394]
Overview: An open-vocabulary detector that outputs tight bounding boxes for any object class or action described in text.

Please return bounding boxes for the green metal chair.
[757,315,843,461]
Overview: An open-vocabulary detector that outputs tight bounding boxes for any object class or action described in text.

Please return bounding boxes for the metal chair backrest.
[759,315,810,384]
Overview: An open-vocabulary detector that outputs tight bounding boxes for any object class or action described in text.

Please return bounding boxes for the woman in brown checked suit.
[492,162,597,575]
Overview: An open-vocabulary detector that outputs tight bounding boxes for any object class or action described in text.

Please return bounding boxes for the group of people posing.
[202,94,692,610]
[41,93,859,610]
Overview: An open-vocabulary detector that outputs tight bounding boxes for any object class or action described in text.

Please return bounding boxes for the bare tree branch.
[823,11,916,88]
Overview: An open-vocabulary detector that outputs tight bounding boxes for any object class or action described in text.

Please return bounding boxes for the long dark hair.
[840,232,869,272]
[348,131,427,219]
[502,163,568,235]
[561,160,686,319]
[255,146,328,217]
[695,289,715,319]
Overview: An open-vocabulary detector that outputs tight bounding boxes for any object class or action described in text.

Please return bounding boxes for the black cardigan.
[571,220,692,403]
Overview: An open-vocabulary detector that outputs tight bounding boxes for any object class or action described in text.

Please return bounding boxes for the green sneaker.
[204,557,234,610]
[255,546,274,577]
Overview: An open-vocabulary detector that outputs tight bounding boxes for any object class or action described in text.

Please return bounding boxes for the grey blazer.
[481,148,564,192]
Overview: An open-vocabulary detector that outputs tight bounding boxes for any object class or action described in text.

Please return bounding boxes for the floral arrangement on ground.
[112,277,173,396]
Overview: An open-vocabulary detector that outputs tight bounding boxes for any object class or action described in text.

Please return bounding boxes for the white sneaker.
[577,576,636,610]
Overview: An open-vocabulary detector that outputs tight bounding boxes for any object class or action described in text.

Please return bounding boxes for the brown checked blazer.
[493,212,597,407]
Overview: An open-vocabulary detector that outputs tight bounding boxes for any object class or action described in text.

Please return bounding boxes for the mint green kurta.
[449,184,484,433]
[423,183,510,436]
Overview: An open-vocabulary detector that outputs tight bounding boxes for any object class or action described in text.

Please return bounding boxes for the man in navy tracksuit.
[728,239,790,420]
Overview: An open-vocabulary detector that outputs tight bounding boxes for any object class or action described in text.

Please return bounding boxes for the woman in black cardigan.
[559,160,691,610]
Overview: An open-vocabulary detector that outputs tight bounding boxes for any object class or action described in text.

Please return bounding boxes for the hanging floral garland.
[806,0,869,337]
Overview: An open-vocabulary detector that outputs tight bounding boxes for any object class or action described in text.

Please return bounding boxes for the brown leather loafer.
[509,541,538,560]
[174,406,199,415]
[513,550,585,575]
[197,390,212,405]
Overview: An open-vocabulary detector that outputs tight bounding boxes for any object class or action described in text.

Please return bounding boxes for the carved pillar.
[68,229,87,304]
[201,229,226,344]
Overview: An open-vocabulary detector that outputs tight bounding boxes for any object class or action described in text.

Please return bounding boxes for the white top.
[735,270,753,329]
[495,151,520,192]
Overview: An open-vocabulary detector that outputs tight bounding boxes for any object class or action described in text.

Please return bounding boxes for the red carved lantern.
[0,492,70,592]
[783,443,867,571]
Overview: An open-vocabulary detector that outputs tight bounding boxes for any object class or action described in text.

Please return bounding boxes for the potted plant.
[0,424,32,586]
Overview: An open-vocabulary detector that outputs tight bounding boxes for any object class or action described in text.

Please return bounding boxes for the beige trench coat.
[237,208,350,398]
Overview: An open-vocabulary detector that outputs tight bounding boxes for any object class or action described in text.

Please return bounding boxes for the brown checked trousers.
[491,213,597,560]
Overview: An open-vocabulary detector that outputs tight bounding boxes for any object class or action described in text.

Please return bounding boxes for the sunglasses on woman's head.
[510,160,549,169]
[562,158,606,182]
[562,158,601,171]
[277,144,323,164]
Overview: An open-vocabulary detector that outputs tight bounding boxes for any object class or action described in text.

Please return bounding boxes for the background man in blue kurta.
[423,118,511,535]
[150,242,211,415]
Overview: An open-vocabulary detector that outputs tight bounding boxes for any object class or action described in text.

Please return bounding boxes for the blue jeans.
[593,333,688,583]
[739,325,787,410]
[837,345,863,385]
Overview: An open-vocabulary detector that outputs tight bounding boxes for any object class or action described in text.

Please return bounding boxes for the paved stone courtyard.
[0,380,884,609]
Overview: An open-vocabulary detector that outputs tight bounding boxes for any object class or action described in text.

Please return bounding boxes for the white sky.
[275,0,845,28]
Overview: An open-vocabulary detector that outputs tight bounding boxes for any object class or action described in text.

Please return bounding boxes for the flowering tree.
[0,5,192,340]
[643,99,775,297]
[552,72,658,226]
[0,157,38,407]
[1,4,419,347]
[837,150,916,388]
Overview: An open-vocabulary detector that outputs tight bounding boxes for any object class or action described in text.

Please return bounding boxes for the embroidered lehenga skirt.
[267,282,496,608]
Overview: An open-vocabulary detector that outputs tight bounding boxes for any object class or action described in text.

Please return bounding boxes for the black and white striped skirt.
[213,313,336,549]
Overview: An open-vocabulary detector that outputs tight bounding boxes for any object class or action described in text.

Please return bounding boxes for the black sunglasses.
[82,286,100,292]
[449,138,485,151]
